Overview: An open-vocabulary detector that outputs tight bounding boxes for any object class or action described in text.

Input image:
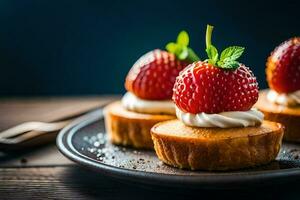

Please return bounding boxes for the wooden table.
[0,97,299,200]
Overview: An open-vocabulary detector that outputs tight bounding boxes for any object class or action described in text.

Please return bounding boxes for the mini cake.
[255,37,300,142]
[151,25,284,170]
[105,31,200,149]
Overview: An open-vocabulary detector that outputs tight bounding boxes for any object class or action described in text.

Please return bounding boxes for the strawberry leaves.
[220,46,245,62]
[206,45,218,65]
[177,31,189,46]
[217,46,245,69]
[166,31,200,63]
[220,60,240,69]
[166,25,245,69]
[205,25,245,70]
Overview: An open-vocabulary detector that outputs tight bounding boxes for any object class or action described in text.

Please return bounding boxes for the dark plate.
[57,109,300,189]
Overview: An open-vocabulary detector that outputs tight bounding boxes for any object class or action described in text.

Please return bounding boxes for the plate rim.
[56,109,300,187]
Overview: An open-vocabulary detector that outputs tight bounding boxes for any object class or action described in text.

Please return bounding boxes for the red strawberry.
[125,31,200,100]
[266,37,300,93]
[125,49,189,100]
[173,62,259,114]
[173,25,259,114]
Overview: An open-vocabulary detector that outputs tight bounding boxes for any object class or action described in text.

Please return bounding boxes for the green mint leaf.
[220,46,245,62]
[166,42,177,53]
[220,60,240,69]
[166,43,189,60]
[217,60,223,66]
[166,30,200,62]
[176,31,189,46]
[177,46,188,60]
[205,45,218,64]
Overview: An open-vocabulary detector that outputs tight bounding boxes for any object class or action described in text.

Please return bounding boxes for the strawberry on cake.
[105,31,200,149]
[151,25,284,170]
[255,37,300,142]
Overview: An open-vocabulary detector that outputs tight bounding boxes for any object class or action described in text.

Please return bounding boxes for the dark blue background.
[0,0,299,96]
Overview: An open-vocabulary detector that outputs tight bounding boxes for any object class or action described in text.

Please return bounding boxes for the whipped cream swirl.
[267,90,300,107]
[122,92,175,115]
[176,106,264,128]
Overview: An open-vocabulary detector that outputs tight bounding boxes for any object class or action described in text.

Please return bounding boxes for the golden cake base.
[104,101,175,149]
[255,90,300,142]
[151,119,284,171]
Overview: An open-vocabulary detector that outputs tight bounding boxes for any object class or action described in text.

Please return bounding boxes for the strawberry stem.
[204,24,244,70]
[206,24,214,49]
[205,25,219,65]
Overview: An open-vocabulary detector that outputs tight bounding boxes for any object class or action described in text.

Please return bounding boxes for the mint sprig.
[205,25,245,70]
[166,31,200,62]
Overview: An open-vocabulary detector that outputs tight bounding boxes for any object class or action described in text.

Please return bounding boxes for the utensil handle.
[0,108,105,151]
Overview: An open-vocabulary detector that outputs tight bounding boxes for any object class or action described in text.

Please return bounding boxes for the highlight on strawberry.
[173,25,259,114]
[125,31,200,100]
[266,37,300,93]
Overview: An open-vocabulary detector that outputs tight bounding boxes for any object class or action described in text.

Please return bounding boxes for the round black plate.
[57,109,300,189]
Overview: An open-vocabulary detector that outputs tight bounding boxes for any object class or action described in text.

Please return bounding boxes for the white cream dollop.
[121,92,175,115]
[176,106,264,128]
[267,90,300,107]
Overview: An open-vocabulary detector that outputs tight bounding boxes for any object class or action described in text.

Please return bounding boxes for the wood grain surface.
[0,165,297,200]
[0,97,299,200]
[0,96,118,131]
